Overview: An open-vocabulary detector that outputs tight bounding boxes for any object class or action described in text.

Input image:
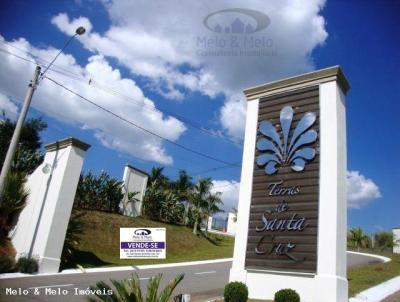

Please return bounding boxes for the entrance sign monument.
[230,66,350,301]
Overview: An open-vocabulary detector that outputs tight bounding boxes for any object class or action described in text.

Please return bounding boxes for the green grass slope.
[348,249,400,297]
[64,209,234,269]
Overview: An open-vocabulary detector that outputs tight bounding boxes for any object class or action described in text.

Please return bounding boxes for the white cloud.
[211,180,240,213]
[0,94,18,119]
[51,13,93,36]
[347,170,382,209]
[51,0,328,139]
[220,95,247,139]
[0,36,186,164]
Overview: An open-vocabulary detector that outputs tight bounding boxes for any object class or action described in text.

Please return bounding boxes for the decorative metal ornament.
[256,106,317,175]
[41,163,52,174]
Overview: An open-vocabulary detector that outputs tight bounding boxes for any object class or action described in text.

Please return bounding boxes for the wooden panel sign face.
[245,86,320,274]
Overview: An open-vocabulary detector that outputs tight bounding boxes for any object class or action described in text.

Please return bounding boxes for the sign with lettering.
[120,228,166,259]
[245,86,320,273]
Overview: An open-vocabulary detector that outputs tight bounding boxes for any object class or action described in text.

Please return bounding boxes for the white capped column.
[11,137,90,273]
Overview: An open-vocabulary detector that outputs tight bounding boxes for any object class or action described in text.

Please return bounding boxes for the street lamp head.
[75,27,86,36]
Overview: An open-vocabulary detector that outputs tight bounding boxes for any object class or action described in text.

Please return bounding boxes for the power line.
[190,162,241,176]
[0,88,241,182]
[0,41,82,80]
[0,42,244,147]
[212,181,240,190]
[46,123,241,186]
[44,76,240,167]
[0,48,37,65]
[45,123,241,189]
[0,48,242,180]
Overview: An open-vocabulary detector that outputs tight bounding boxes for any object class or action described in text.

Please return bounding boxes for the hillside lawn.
[64,209,234,269]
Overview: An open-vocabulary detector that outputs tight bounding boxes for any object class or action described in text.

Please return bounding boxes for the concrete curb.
[347,251,391,263]
[204,297,223,302]
[0,258,233,279]
[350,276,400,302]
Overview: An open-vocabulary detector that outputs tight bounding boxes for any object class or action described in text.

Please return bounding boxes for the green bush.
[274,288,300,302]
[0,171,28,239]
[16,256,38,274]
[74,171,124,213]
[0,255,16,273]
[89,273,184,302]
[60,211,86,269]
[0,117,47,175]
[224,281,248,302]
[374,231,395,251]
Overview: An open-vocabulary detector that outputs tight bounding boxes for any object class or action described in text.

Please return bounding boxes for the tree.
[143,180,163,220]
[204,191,223,235]
[349,227,369,252]
[174,170,193,225]
[0,172,28,240]
[174,170,193,201]
[159,190,184,224]
[189,178,213,235]
[374,231,396,251]
[74,171,124,213]
[60,211,86,268]
[0,117,47,175]
[88,273,184,302]
[148,167,168,187]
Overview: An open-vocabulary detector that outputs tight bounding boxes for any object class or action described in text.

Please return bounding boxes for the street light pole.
[0,65,41,196]
[0,26,86,200]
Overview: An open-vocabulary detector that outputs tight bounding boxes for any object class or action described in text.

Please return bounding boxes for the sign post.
[229,66,349,302]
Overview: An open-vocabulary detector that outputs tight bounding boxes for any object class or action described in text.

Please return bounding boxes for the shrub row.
[0,255,39,274]
[223,282,300,302]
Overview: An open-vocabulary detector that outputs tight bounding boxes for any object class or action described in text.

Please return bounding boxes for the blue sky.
[0,0,398,233]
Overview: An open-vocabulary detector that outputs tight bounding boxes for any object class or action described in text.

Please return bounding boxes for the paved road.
[0,253,384,302]
[381,290,400,302]
[0,261,229,302]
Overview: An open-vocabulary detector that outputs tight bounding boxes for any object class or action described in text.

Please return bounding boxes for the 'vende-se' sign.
[245,86,320,274]
[120,228,166,259]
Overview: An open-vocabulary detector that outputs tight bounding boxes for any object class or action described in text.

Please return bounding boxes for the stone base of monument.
[230,268,347,301]
[37,256,61,274]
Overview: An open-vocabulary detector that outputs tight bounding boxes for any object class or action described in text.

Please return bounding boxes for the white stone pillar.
[314,80,348,302]
[393,228,400,254]
[229,97,258,283]
[120,165,148,217]
[11,137,90,273]
[226,212,237,236]
[207,216,213,231]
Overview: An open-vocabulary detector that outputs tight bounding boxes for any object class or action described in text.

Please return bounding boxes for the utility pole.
[0,65,41,198]
[0,27,85,200]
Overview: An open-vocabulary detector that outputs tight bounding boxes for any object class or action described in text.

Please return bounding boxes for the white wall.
[393,228,400,254]
[120,165,148,217]
[226,212,237,236]
[207,216,213,231]
[11,137,89,273]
